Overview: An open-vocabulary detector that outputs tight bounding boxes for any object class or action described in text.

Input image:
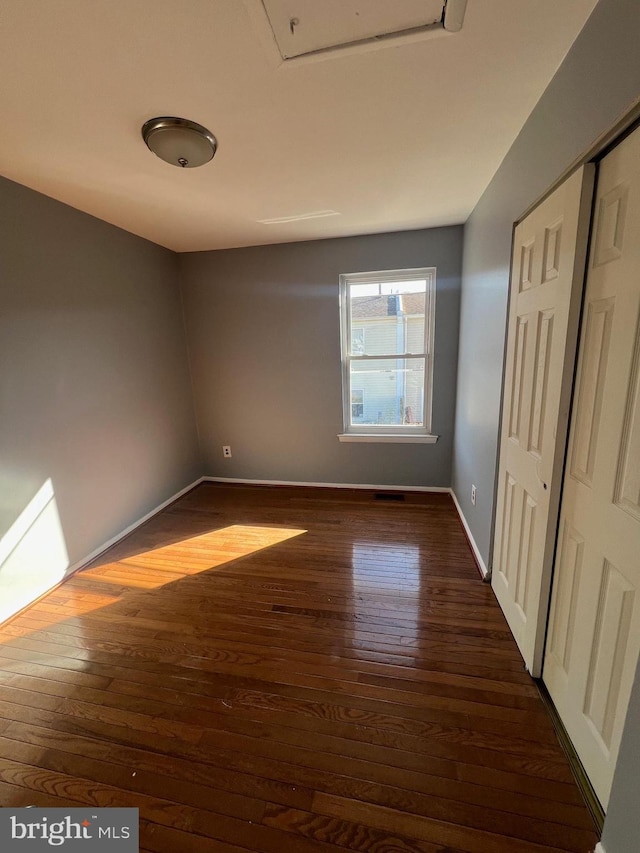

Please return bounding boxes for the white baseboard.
[203,476,450,493]
[450,490,489,579]
[595,843,606,853]
[65,476,204,575]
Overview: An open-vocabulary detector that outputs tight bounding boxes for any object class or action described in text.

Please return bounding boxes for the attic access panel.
[262,0,446,59]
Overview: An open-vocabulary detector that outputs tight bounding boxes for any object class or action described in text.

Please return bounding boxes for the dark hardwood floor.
[0,483,599,852]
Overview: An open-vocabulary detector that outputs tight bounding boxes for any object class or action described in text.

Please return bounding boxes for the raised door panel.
[614,317,640,521]
[569,297,615,487]
[547,522,584,676]
[583,559,635,750]
[528,309,555,458]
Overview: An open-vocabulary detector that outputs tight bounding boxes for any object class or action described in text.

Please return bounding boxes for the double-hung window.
[339,268,437,442]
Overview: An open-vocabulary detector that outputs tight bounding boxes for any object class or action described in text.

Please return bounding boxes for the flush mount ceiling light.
[141,117,217,168]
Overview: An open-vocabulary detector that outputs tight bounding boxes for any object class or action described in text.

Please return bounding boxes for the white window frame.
[338,267,438,443]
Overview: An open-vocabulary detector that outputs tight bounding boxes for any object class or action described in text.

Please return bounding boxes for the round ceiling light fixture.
[141,116,217,168]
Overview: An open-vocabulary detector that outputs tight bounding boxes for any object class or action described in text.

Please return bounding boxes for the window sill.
[338,434,439,444]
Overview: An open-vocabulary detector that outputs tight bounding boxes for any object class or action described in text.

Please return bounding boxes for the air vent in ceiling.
[259,0,467,61]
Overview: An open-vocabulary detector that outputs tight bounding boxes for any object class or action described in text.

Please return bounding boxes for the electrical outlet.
[471,484,477,506]
[222,446,232,458]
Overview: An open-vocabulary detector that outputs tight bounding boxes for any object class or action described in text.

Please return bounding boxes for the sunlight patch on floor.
[0,523,307,640]
[90,524,307,583]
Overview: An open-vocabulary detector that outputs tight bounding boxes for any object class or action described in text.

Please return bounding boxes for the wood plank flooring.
[0,483,599,852]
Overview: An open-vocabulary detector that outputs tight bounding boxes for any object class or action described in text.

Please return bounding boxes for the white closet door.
[492,166,594,676]
[543,125,640,809]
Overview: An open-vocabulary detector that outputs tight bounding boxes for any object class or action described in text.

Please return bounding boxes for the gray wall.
[452,0,640,564]
[180,227,462,488]
[0,175,201,582]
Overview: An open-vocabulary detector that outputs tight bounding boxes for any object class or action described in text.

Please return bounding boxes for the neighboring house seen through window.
[352,328,365,355]
[351,389,364,420]
[339,268,437,442]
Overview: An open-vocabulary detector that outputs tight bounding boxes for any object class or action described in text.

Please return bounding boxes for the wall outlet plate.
[222,446,232,458]
[471,484,477,505]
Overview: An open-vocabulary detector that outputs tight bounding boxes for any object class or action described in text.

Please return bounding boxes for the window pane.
[350,358,425,426]
[351,327,365,355]
[350,281,426,356]
[351,389,364,421]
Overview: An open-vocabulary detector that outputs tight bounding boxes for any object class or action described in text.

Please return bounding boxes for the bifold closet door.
[543,124,640,809]
[492,166,594,676]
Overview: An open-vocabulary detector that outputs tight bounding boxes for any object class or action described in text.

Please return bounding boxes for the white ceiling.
[0,0,598,253]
